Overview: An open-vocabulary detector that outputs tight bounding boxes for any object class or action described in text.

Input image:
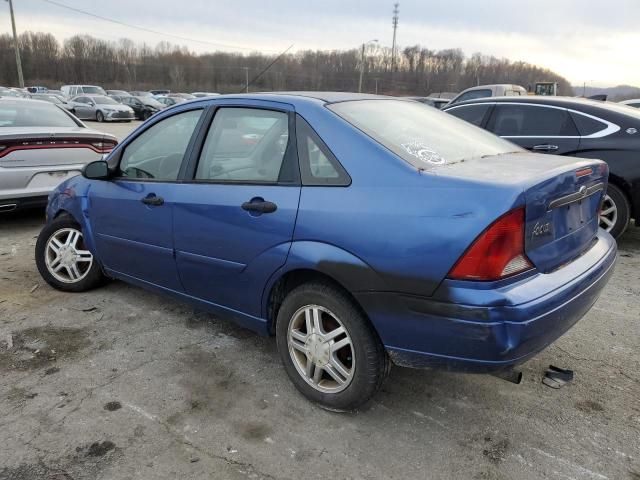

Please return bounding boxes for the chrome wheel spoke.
[75,249,93,262]
[600,216,614,228]
[600,206,615,216]
[290,337,307,354]
[66,230,81,248]
[331,337,351,353]
[312,364,323,384]
[324,361,348,385]
[49,237,64,253]
[324,326,345,342]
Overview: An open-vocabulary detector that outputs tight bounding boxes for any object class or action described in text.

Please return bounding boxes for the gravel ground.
[0,120,639,479]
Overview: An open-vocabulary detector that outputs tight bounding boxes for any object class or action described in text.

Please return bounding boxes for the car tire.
[600,183,630,239]
[275,281,390,412]
[96,111,104,123]
[35,215,105,292]
[142,111,151,121]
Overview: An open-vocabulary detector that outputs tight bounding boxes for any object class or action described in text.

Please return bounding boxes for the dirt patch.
[240,422,273,442]
[85,441,116,457]
[575,400,605,413]
[0,326,90,371]
[104,401,122,411]
[482,438,510,464]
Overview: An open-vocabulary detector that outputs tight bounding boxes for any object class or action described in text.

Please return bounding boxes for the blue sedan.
[35,92,616,411]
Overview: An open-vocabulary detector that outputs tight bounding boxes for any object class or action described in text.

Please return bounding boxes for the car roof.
[445,95,615,108]
[0,97,55,106]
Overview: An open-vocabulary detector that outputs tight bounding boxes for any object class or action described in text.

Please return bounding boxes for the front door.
[173,105,300,317]
[88,108,205,290]
[487,103,580,155]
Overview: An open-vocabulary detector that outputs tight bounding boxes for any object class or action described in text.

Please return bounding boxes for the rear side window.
[195,108,290,183]
[489,104,578,136]
[447,104,492,126]
[454,89,492,104]
[570,112,609,136]
[296,116,350,186]
[119,109,203,180]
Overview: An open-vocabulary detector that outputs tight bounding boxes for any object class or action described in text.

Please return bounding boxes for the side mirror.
[88,101,95,107]
[83,160,110,180]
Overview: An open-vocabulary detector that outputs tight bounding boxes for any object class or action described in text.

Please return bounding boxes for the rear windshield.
[83,86,106,95]
[328,99,520,168]
[0,102,78,128]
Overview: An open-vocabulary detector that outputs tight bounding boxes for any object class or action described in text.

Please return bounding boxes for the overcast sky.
[4,0,639,87]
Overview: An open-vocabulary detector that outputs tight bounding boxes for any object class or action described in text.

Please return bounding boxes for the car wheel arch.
[607,174,634,215]
[265,268,373,337]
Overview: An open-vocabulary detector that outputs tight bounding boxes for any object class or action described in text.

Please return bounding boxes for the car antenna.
[239,44,294,93]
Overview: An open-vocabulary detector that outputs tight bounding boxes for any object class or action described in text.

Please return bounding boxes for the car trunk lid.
[0,128,117,167]
[436,152,608,274]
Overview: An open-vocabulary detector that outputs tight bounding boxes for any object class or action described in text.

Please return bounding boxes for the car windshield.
[0,102,78,127]
[91,96,119,105]
[83,86,106,95]
[328,99,520,168]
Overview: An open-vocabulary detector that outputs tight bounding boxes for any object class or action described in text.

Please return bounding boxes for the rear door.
[487,103,580,155]
[173,102,300,317]
[88,107,205,290]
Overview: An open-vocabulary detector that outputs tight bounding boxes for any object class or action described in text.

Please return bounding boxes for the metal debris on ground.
[542,365,574,389]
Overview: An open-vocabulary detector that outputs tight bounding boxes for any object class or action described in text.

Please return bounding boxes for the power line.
[42,0,281,53]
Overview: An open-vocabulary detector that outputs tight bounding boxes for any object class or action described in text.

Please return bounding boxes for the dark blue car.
[36,92,617,411]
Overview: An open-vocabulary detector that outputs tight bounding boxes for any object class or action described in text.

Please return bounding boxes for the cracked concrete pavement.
[0,121,639,479]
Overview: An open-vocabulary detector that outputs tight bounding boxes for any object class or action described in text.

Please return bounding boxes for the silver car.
[0,98,117,212]
[68,95,134,122]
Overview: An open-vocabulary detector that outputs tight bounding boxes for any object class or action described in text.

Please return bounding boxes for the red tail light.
[448,208,533,281]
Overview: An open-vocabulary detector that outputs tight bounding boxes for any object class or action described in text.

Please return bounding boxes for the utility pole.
[391,3,399,73]
[244,67,249,93]
[358,39,377,93]
[6,0,24,87]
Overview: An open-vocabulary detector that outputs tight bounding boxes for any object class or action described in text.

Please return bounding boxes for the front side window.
[490,104,578,136]
[447,104,492,126]
[118,109,203,180]
[453,89,492,104]
[195,108,289,182]
[328,99,520,169]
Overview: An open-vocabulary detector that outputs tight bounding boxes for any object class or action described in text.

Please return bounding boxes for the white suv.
[60,85,107,98]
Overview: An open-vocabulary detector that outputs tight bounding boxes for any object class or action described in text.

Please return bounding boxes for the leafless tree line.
[0,32,573,95]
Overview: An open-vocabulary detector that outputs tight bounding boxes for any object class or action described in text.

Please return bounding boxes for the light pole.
[358,39,378,93]
[6,0,24,88]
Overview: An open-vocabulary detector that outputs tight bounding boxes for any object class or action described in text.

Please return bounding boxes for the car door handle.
[141,194,164,206]
[241,200,277,214]
[532,144,559,151]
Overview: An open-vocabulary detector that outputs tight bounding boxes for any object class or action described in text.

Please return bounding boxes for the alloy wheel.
[287,305,355,393]
[599,194,617,232]
[45,228,93,283]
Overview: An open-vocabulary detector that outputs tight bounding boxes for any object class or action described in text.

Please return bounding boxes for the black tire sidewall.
[35,216,105,292]
[275,282,388,411]
[96,111,104,122]
[604,184,630,239]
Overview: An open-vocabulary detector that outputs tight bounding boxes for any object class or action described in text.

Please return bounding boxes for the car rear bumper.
[355,230,617,372]
[0,195,48,212]
[0,164,84,206]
